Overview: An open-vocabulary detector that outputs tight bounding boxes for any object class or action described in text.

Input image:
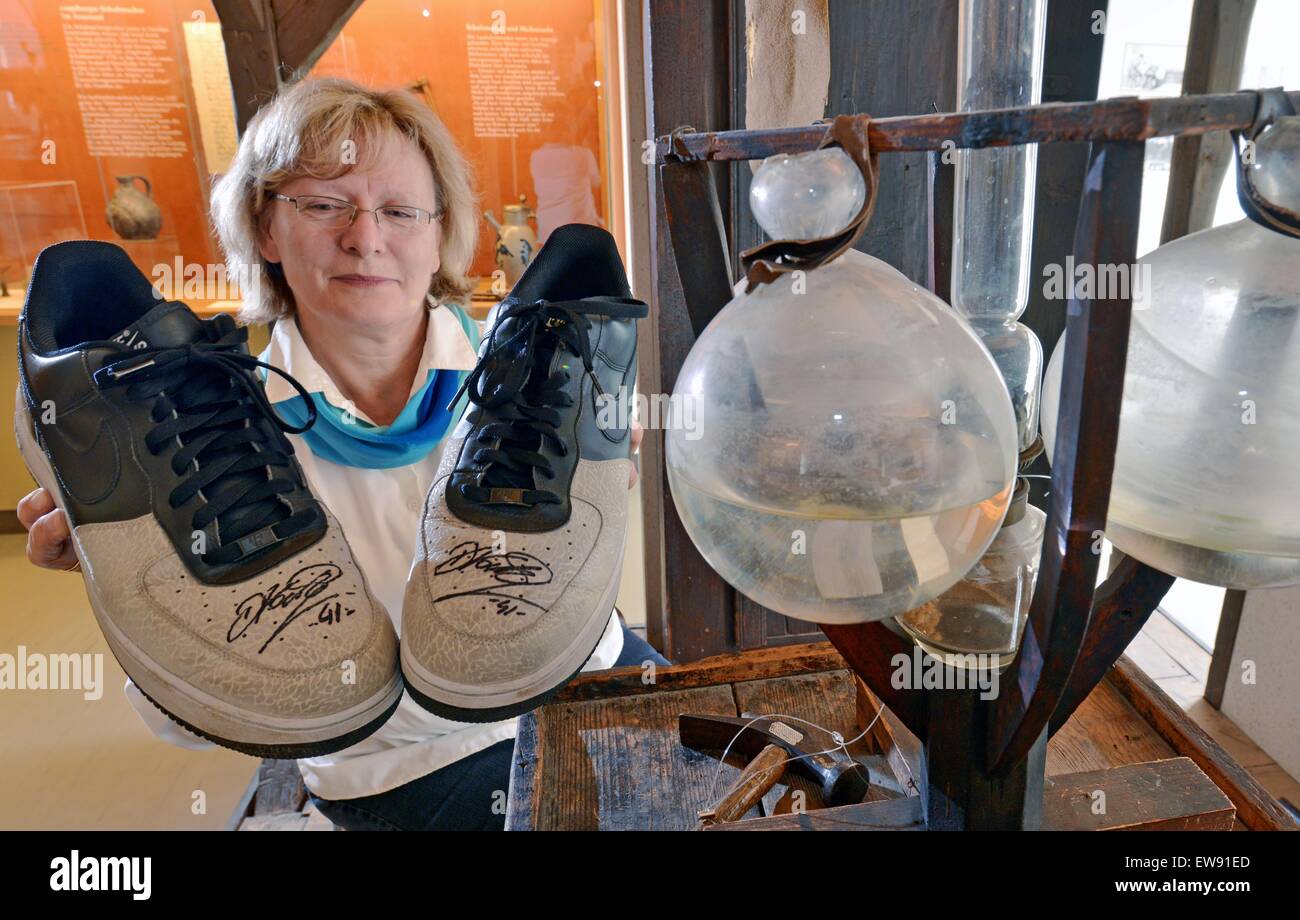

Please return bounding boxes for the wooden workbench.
[506,642,1292,831]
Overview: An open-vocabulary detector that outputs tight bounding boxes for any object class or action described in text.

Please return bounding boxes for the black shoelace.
[446,297,642,507]
[93,314,320,566]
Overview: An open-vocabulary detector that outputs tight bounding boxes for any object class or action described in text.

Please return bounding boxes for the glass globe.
[665,151,1018,625]
[748,147,866,240]
[1041,218,1300,588]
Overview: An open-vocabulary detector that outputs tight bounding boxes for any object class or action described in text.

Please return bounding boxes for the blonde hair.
[211,76,478,324]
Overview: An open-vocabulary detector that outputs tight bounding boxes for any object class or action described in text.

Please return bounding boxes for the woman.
[17,76,666,831]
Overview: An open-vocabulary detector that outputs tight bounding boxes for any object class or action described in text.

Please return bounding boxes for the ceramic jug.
[484,195,537,287]
[106,175,162,241]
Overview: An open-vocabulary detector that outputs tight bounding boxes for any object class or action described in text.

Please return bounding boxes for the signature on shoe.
[230,564,357,653]
[432,541,553,617]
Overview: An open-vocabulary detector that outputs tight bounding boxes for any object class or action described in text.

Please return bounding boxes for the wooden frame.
[648,88,1300,828]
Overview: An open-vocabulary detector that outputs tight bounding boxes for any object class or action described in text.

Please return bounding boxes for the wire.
[706,708,883,800]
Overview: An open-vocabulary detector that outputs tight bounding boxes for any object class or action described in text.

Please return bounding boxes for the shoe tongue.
[479,310,568,492]
[112,300,277,546]
[110,301,204,351]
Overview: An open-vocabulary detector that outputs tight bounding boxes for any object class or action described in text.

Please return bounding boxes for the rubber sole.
[15,392,401,759]
[133,680,403,759]
[401,627,605,723]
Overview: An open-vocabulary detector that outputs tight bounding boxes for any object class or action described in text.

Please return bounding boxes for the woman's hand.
[629,419,644,489]
[17,488,78,571]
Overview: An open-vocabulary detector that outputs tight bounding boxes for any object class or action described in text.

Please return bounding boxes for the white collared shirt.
[124,301,624,799]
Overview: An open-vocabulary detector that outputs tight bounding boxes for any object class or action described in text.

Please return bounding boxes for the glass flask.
[899,0,1047,661]
[897,478,1046,671]
[950,0,1047,453]
[1041,213,1300,588]
[665,148,1019,625]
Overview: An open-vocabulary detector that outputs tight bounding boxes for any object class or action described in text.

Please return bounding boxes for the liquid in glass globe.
[1042,209,1300,588]
[666,148,1019,624]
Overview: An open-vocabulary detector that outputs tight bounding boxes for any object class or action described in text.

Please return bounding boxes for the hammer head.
[679,713,872,807]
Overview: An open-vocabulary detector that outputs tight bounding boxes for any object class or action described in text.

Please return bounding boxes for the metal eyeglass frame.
[270,193,442,230]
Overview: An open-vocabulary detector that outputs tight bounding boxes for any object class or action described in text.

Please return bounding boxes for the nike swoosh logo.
[37,412,122,505]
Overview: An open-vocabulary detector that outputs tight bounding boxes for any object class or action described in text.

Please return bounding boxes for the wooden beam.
[271,0,365,77]
[1160,0,1257,243]
[215,0,281,134]
[988,140,1145,775]
[643,0,737,661]
[1024,0,1109,376]
[214,0,365,135]
[1204,588,1245,709]
[1049,555,1176,733]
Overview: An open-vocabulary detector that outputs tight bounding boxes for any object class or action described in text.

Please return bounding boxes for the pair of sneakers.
[14,225,646,758]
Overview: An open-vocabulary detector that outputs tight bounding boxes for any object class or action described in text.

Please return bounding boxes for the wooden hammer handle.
[698,743,788,828]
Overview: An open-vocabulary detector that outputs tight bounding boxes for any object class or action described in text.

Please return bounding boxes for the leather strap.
[1232,88,1300,239]
[740,113,880,288]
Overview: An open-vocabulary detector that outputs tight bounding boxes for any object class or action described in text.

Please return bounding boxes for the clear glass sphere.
[1249,115,1300,214]
[1041,219,1300,588]
[749,147,866,240]
[667,248,1019,624]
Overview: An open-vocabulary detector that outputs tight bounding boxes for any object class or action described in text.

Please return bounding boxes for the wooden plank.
[1205,589,1245,708]
[1108,656,1297,831]
[659,156,734,338]
[550,641,846,703]
[1049,555,1176,733]
[1160,0,1256,243]
[533,684,739,830]
[656,91,1300,162]
[239,808,336,831]
[1023,0,1110,358]
[223,769,262,832]
[1143,609,1212,684]
[1249,764,1300,818]
[854,675,923,800]
[643,0,737,661]
[505,705,542,831]
[212,0,268,31]
[252,759,306,816]
[1050,675,1177,776]
[1125,632,1188,680]
[823,0,957,287]
[1154,675,1277,769]
[507,646,1266,831]
[1043,758,1235,831]
[703,794,924,831]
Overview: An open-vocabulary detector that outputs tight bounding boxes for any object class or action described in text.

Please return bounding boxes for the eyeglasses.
[270,193,441,232]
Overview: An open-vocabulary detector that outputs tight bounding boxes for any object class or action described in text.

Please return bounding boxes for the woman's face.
[257,135,442,332]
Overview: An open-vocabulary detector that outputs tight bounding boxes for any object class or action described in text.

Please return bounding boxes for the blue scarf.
[266,305,480,470]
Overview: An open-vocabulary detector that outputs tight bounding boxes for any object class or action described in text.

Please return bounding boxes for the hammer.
[679,713,876,826]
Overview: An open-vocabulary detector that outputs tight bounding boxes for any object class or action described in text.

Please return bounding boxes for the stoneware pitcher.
[106,175,163,241]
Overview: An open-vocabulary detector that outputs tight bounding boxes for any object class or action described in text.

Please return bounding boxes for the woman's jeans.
[310,624,670,831]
